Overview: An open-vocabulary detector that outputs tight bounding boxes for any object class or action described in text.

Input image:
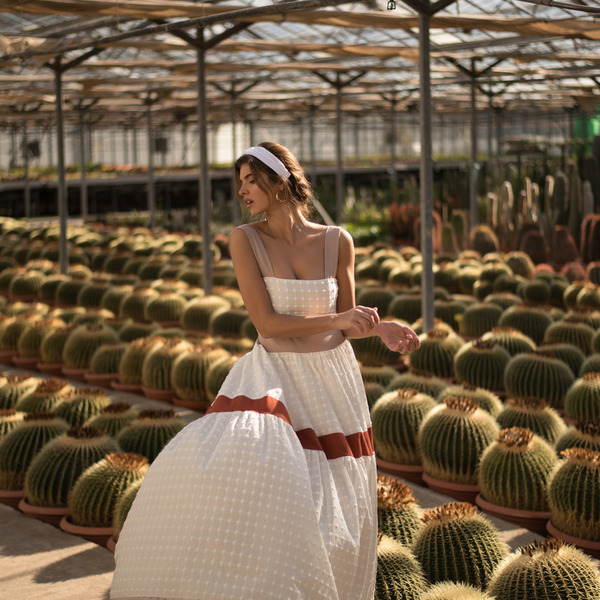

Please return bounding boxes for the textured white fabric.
[243,146,291,179]
[110,277,377,600]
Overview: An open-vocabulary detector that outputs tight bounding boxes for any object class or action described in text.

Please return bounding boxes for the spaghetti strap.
[238,224,276,278]
[324,226,341,278]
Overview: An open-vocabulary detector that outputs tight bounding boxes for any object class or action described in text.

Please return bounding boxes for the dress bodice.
[239,224,345,353]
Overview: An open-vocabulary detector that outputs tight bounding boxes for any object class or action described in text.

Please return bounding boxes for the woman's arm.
[336,229,420,354]
[229,227,379,339]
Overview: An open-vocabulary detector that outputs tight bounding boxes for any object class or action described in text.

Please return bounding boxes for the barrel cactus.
[548,447,600,542]
[16,317,64,358]
[478,427,557,512]
[385,369,448,398]
[536,342,585,377]
[62,322,120,370]
[412,502,509,588]
[375,535,427,600]
[505,250,535,278]
[116,409,185,463]
[453,339,511,393]
[0,374,39,410]
[483,291,522,311]
[84,402,138,438]
[504,351,575,411]
[141,338,193,392]
[419,397,499,485]
[117,336,165,386]
[77,277,111,309]
[119,286,160,322]
[556,421,600,454]
[563,372,600,424]
[72,308,115,327]
[89,342,129,375]
[359,364,399,389]
[520,278,551,305]
[39,323,77,366]
[205,354,241,403]
[55,388,112,427]
[180,295,230,334]
[67,452,149,528]
[497,397,567,446]
[408,328,464,379]
[101,284,133,315]
[371,388,437,466]
[543,316,596,356]
[8,269,44,300]
[144,292,187,325]
[480,326,536,356]
[112,479,142,542]
[386,291,422,324]
[437,383,503,417]
[377,474,422,545]
[0,412,69,490]
[118,320,161,342]
[488,538,600,600]
[24,426,120,508]
[0,409,24,439]
[498,304,553,345]
[0,312,37,352]
[15,378,73,413]
[55,277,89,307]
[421,582,494,600]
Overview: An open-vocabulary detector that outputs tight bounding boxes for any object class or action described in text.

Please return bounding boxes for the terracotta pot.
[84,372,118,387]
[37,362,65,376]
[106,536,117,553]
[422,472,480,504]
[111,380,143,393]
[0,350,17,365]
[61,366,90,382]
[0,488,24,508]
[546,520,600,560]
[376,456,425,485]
[12,356,41,370]
[475,493,550,536]
[141,387,175,403]
[59,516,113,547]
[157,321,182,328]
[18,497,68,527]
[172,396,209,413]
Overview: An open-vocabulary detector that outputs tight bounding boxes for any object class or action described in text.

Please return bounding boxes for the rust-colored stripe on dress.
[207,394,374,460]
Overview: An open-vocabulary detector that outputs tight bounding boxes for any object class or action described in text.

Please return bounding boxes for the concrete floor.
[0,365,559,599]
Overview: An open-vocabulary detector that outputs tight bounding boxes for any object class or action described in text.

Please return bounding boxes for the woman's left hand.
[379,321,421,354]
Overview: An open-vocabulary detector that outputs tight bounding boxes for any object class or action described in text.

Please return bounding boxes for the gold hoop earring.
[276,191,286,203]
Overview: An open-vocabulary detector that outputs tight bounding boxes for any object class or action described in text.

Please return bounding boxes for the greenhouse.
[1,1,600,599]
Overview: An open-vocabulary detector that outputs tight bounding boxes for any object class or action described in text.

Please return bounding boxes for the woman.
[110,142,420,600]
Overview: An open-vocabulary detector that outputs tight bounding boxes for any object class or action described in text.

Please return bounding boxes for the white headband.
[243,146,290,179]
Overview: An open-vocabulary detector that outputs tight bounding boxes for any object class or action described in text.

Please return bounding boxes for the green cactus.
[16,317,64,359]
[144,292,188,324]
[386,291,422,324]
[478,427,557,512]
[360,364,402,389]
[141,338,193,392]
[180,295,230,333]
[375,535,427,600]
[171,345,230,404]
[104,252,132,274]
[24,426,120,508]
[67,452,148,527]
[112,479,142,541]
[47,306,86,324]
[505,250,535,278]
[563,280,588,310]
[71,308,115,327]
[556,421,600,455]
[76,277,111,309]
[0,409,24,439]
[119,286,160,322]
[564,371,600,424]
[458,302,502,339]
[0,312,37,351]
[420,582,494,600]
[117,321,161,342]
[8,270,45,300]
[117,336,165,386]
[542,316,596,356]
[479,326,536,356]
[483,292,522,311]
[497,397,567,446]
[453,339,511,392]
[0,267,24,294]
[385,369,448,398]
[208,307,251,339]
[581,354,600,376]
[432,298,467,331]
[101,284,134,316]
[84,402,138,438]
[536,342,585,377]
[0,374,40,410]
[89,342,129,375]
[469,225,500,256]
[489,538,600,600]
[504,351,575,411]
[15,378,73,413]
[408,328,464,379]
[437,383,503,417]
[55,388,112,427]
[39,323,77,365]
[62,322,120,369]
[205,354,241,403]
[0,412,69,490]
[55,277,89,307]
[371,388,437,465]
[412,502,509,588]
[419,397,499,484]
[497,304,553,345]
[376,474,422,545]
[351,328,406,368]
[116,409,184,462]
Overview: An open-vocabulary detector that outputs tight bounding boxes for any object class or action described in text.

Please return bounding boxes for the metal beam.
[515,0,600,14]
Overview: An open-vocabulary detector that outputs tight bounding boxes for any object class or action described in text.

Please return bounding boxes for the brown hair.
[234,141,314,219]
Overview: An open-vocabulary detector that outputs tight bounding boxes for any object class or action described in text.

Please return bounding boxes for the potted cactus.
[13,316,64,369]
[180,295,230,335]
[371,388,437,483]
[563,372,600,424]
[479,326,536,356]
[376,474,422,545]
[385,369,448,399]
[0,412,69,506]
[0,409,24,439]
[437,383,503,418]
[113,336,165,392]
[497,303,554,345]
[141,338,193,401]
[108,479,143,553]
[458,302,503,339]
[476,427,557,535]
[55,388,112,428]
[453,338,511,394]
[408,328,464,380]
[488,538,600,598]
[411,502,509,589]
[204,354,242,404]
[85,341,129,387]
[421,582,494,600]
[116,409,185,463]
[117,320,160,342]
[556,421,600,454]
[419,397,499,502]
[37,323,77,376]
[119,286,160,322]
[20,426,119,525]
[84,402,138,438]
[547,447,600,557]
[60,452,148,546]
[0,374,39,410]
[536,342,585,377]
[15,378,73,413]
[375,535,427,600]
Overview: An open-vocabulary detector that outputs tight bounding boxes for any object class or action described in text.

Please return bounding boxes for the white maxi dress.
[110,224,377,600]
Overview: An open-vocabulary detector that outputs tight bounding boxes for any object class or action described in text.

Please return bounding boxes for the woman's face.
[238,163,277,216]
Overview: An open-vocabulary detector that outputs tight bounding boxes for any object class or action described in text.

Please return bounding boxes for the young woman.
[110,142,420,600]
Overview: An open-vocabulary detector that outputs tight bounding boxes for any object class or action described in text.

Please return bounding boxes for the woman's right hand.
[335,305,380,335]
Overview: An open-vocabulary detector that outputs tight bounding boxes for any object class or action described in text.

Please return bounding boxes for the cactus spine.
[112,479,142,541]
[15,378,73,413]
[0,409,24,439]
[84,402,138,437]
[55,388,112,427]
[408,328,464,379]
[420,582,494,600]
[0,374,39,410]
[437,383,503,417]
[556,421,600,455]
[377,474,422,545]
[141,338,193,392]
[117,336,165,386]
